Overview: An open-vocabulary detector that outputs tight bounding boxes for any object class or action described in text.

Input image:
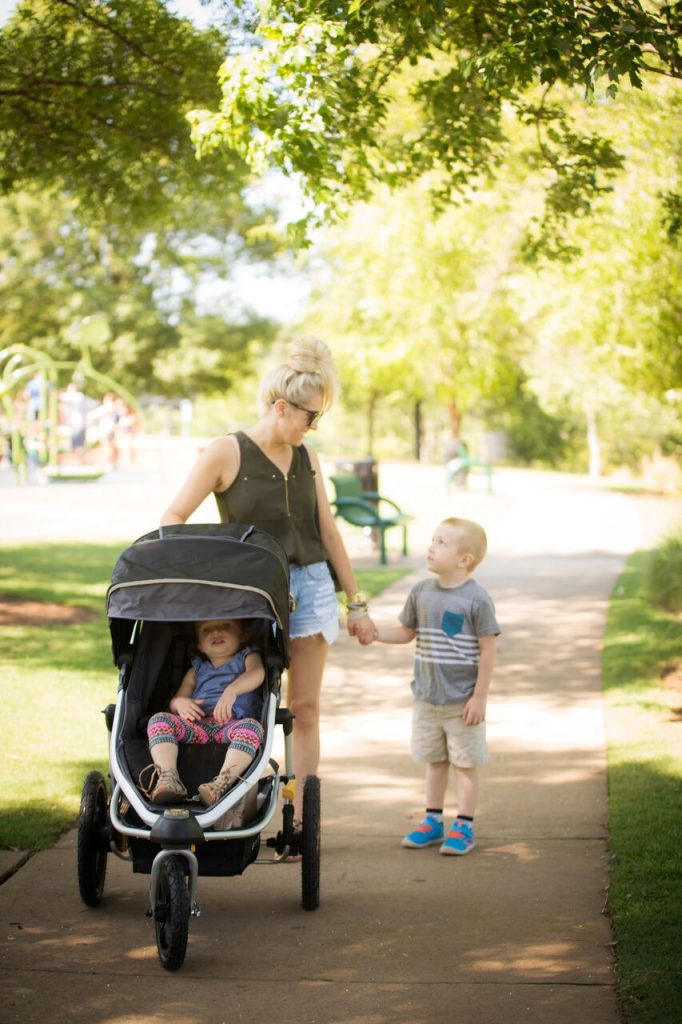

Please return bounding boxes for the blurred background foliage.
[0,0,679,483]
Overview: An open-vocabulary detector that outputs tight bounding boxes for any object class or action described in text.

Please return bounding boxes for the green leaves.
[0,0,241,224]
[296,71,680,468]
[191,0,681,253]
[0,2,291,396]
[0,185,279,397]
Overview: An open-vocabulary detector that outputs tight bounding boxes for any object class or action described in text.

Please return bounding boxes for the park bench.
[445,455,493,494]
[329,473,413,565]
[44,464,107,482]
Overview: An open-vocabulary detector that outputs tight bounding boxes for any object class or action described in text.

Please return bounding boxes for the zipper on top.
[284,473,290,515]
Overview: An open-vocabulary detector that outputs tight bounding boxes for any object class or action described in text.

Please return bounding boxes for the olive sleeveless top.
[214,432,327,567]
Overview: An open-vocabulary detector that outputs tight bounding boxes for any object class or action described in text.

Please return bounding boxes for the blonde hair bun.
[260,337,339,409]
[286,337,334,375]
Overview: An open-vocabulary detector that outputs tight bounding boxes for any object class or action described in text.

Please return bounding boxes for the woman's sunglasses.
[273,398,324,428]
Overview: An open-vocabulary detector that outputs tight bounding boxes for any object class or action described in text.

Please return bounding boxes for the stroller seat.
[116,619,272,809]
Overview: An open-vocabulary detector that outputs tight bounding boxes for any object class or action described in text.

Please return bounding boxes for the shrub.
[645,524,682,612]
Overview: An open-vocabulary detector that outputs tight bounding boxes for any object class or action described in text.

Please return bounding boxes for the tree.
[0,0,248,224]
[511,78,682,473]
[300,179,527,457]
[0,1,289,395]
[190,0,682,249]
[0,188,277,396]
[298,77,681,470]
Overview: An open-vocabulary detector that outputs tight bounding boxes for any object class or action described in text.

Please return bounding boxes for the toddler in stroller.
[143,618,265,806]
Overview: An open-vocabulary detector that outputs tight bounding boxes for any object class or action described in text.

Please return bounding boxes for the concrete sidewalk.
[1,465,680,1024]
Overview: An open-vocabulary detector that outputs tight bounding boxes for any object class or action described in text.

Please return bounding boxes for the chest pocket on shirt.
[442,611,464,637]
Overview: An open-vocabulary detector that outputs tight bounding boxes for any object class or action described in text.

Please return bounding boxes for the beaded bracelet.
[346,592,369,617]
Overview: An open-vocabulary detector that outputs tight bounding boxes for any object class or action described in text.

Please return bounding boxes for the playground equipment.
[0,316,140,482]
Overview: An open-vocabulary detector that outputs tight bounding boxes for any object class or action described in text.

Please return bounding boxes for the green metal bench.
[329,473,413,565]
[445,456,493,494]
[44,464,107,482]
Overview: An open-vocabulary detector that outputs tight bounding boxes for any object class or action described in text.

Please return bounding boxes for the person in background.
[89,392,120,467]
[60,379,92,462]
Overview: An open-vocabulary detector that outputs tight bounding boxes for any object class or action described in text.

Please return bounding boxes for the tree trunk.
[585,402,601,478]
[448,401,463,440]
[366,392,376,456]
[414,400,422,460]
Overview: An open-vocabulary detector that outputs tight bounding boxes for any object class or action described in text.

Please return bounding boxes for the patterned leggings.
[147,713,264,760]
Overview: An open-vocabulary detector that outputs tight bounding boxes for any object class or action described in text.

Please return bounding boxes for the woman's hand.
[347,613,378,645]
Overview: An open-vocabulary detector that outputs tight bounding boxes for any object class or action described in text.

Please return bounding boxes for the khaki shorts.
[411,699,490,767]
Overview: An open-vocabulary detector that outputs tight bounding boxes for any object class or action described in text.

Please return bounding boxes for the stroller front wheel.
[77,771,109,907]
[154,855,190,971]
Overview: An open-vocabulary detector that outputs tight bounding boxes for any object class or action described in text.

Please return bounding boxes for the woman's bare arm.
[161,436,240,525]
[306,444,359,599]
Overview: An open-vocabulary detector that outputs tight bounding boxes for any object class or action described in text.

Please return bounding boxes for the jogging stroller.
[76,523,321,971]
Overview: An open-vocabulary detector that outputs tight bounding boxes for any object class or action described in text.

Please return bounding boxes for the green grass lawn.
[0,542,124,850]
[602,550,682,1024]
[0,541,410,850]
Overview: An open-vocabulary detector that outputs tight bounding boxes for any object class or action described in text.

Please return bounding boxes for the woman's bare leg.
[286,633,329,818]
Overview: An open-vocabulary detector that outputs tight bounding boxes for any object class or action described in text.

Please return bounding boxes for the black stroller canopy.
[107,524,290,664]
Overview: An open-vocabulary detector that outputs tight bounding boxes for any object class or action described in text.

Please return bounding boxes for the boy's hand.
[356,626,377,645]
[463,695,486,726]
[171,696,205,722]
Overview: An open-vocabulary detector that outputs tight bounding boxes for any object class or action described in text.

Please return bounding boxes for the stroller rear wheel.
[77,771,109,907]
[301,774,320,911]
[154,855,190,971]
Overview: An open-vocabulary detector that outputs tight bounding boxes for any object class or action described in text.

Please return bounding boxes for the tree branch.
[50,0,185,77]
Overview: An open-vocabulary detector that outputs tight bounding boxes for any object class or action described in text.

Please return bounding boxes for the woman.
[161,338,375,820]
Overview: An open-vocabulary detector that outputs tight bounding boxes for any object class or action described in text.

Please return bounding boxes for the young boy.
[370,517,500,855]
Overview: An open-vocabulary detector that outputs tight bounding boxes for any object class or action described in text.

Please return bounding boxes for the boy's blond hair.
[442,517,488,569]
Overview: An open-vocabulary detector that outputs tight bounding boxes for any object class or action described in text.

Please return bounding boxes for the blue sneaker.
[401,816,444,848]
[440,818,475,856]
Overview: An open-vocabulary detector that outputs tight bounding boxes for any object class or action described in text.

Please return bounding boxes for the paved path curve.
[1,460,679,1024]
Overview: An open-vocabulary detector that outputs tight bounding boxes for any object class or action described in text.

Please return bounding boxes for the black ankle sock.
[426,808,443,821]
[457,814,474,822]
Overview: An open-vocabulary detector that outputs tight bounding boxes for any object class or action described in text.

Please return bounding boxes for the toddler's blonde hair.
[259,337,339,411]
[442,517,488,569]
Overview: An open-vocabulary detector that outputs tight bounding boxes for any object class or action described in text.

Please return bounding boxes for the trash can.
[335,456,379,494]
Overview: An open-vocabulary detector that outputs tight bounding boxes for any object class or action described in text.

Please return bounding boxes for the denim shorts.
[290,561,339,644]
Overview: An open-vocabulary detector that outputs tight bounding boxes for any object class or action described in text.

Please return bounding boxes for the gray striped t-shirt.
[399,577,501,704]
